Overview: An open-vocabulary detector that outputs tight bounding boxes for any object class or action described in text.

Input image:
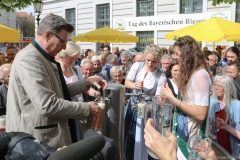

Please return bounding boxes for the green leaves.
[16,16,35,37]
[0,0,36,12]
[212,0,240,6]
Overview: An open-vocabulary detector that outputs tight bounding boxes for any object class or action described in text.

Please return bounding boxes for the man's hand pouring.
[84,76,108,90]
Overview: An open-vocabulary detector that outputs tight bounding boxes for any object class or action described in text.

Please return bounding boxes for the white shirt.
[64,66,84,102]
[126,62,167,95]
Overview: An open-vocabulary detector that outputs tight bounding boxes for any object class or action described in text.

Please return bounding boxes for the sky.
[17,5,35,15]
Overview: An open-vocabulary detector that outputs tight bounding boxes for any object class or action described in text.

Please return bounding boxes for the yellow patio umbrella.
[166,17,240,42]
[72,26,139,43]
[0,24,20,43]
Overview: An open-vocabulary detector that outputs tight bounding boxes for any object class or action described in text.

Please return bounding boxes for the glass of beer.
[148,95,173,159]
[92,100,105,130]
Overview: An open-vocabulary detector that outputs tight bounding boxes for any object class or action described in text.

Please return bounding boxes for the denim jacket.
[209,97,240,158]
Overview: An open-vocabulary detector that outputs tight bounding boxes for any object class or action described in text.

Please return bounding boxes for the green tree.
[0,0,36,12]
[16,16,35,37]
[212,0,240,6]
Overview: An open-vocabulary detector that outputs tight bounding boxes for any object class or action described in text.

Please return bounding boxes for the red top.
[216,109,232,154]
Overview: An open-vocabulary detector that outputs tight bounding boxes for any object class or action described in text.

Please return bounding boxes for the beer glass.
[187,134,212,160]
[144,101,152,125]
[137,101,146,118]
[92,101,105,130]
[147,95,173,159]
[208,113,218,139]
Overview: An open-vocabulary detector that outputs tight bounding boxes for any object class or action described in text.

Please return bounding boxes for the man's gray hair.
[161,54,174,62]
[110,66,123,76]
[135,52,144,61]
[100,53,107,59]
[80,59,93,68]
[0,63,12,80]
[212,53,219,61]
[107,54,118,64]
[120,50,133,60]
[91,55,102,63]
[37,13,74,35]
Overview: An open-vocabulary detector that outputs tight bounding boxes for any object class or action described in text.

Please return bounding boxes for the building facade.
[0,10,16,29]
[41,0,237,52]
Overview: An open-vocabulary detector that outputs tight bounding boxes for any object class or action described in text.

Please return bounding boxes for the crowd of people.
[0,13,240,160]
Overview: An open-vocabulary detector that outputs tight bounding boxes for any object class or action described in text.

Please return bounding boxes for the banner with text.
[113,11,231,31]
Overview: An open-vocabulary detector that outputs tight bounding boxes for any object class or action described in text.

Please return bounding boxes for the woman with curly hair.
[162,36,212,143]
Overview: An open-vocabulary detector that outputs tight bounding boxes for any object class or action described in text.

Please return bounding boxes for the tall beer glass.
[92,101,105,130]
[148,95,173,159]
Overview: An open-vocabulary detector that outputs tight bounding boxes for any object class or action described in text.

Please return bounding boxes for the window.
[97,4,110,28]
[235,4,240,47]
[180,0,202,14]
[137,0,154,17]
[136,31,154,52]
[236,3,240,23]
[136,0,154,52]
[65,8,75,40]
[96,4,110,51]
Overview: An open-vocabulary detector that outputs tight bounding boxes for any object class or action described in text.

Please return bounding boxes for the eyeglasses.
[214,84,224,90]
[51,32,67,45]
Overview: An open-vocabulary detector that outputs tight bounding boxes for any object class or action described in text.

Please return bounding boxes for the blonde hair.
[86,51,98,60]
[144,44,162,60]
[57,41,80,59]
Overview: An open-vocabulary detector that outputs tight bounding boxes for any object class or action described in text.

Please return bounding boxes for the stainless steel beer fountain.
[101,83,125,160]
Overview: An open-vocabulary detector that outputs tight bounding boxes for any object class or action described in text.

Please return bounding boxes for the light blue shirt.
[209,97,240,158]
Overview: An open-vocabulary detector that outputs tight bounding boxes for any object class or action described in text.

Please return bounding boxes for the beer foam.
[98,102,105,109]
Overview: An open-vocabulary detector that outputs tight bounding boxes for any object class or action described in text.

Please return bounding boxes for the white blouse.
[64,66,84,102]
[191,69,212,106]
[126,62,167,95]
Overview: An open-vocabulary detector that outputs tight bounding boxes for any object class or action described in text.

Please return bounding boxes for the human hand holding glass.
[187,134,212,160]
[215,116,226,129]
[134,80,144,90]
[147,95,173,159]
[144,118,177,160]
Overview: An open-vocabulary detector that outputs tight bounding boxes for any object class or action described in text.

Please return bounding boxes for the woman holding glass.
[162,36,212,157]
[209,75,240,158]
[56,42,100,141]
[124,44,166,160]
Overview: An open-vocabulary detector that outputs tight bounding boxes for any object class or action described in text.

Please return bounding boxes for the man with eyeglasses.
[6,13,108,150]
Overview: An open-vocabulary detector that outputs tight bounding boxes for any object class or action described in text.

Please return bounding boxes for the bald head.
[0,64,12,86]
[81,60,94,78]
[134,53,144,62]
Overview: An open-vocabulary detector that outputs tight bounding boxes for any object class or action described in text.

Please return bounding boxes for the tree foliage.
[16,16,35,37]
[0,0,36,12]
[212,0,240,6]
